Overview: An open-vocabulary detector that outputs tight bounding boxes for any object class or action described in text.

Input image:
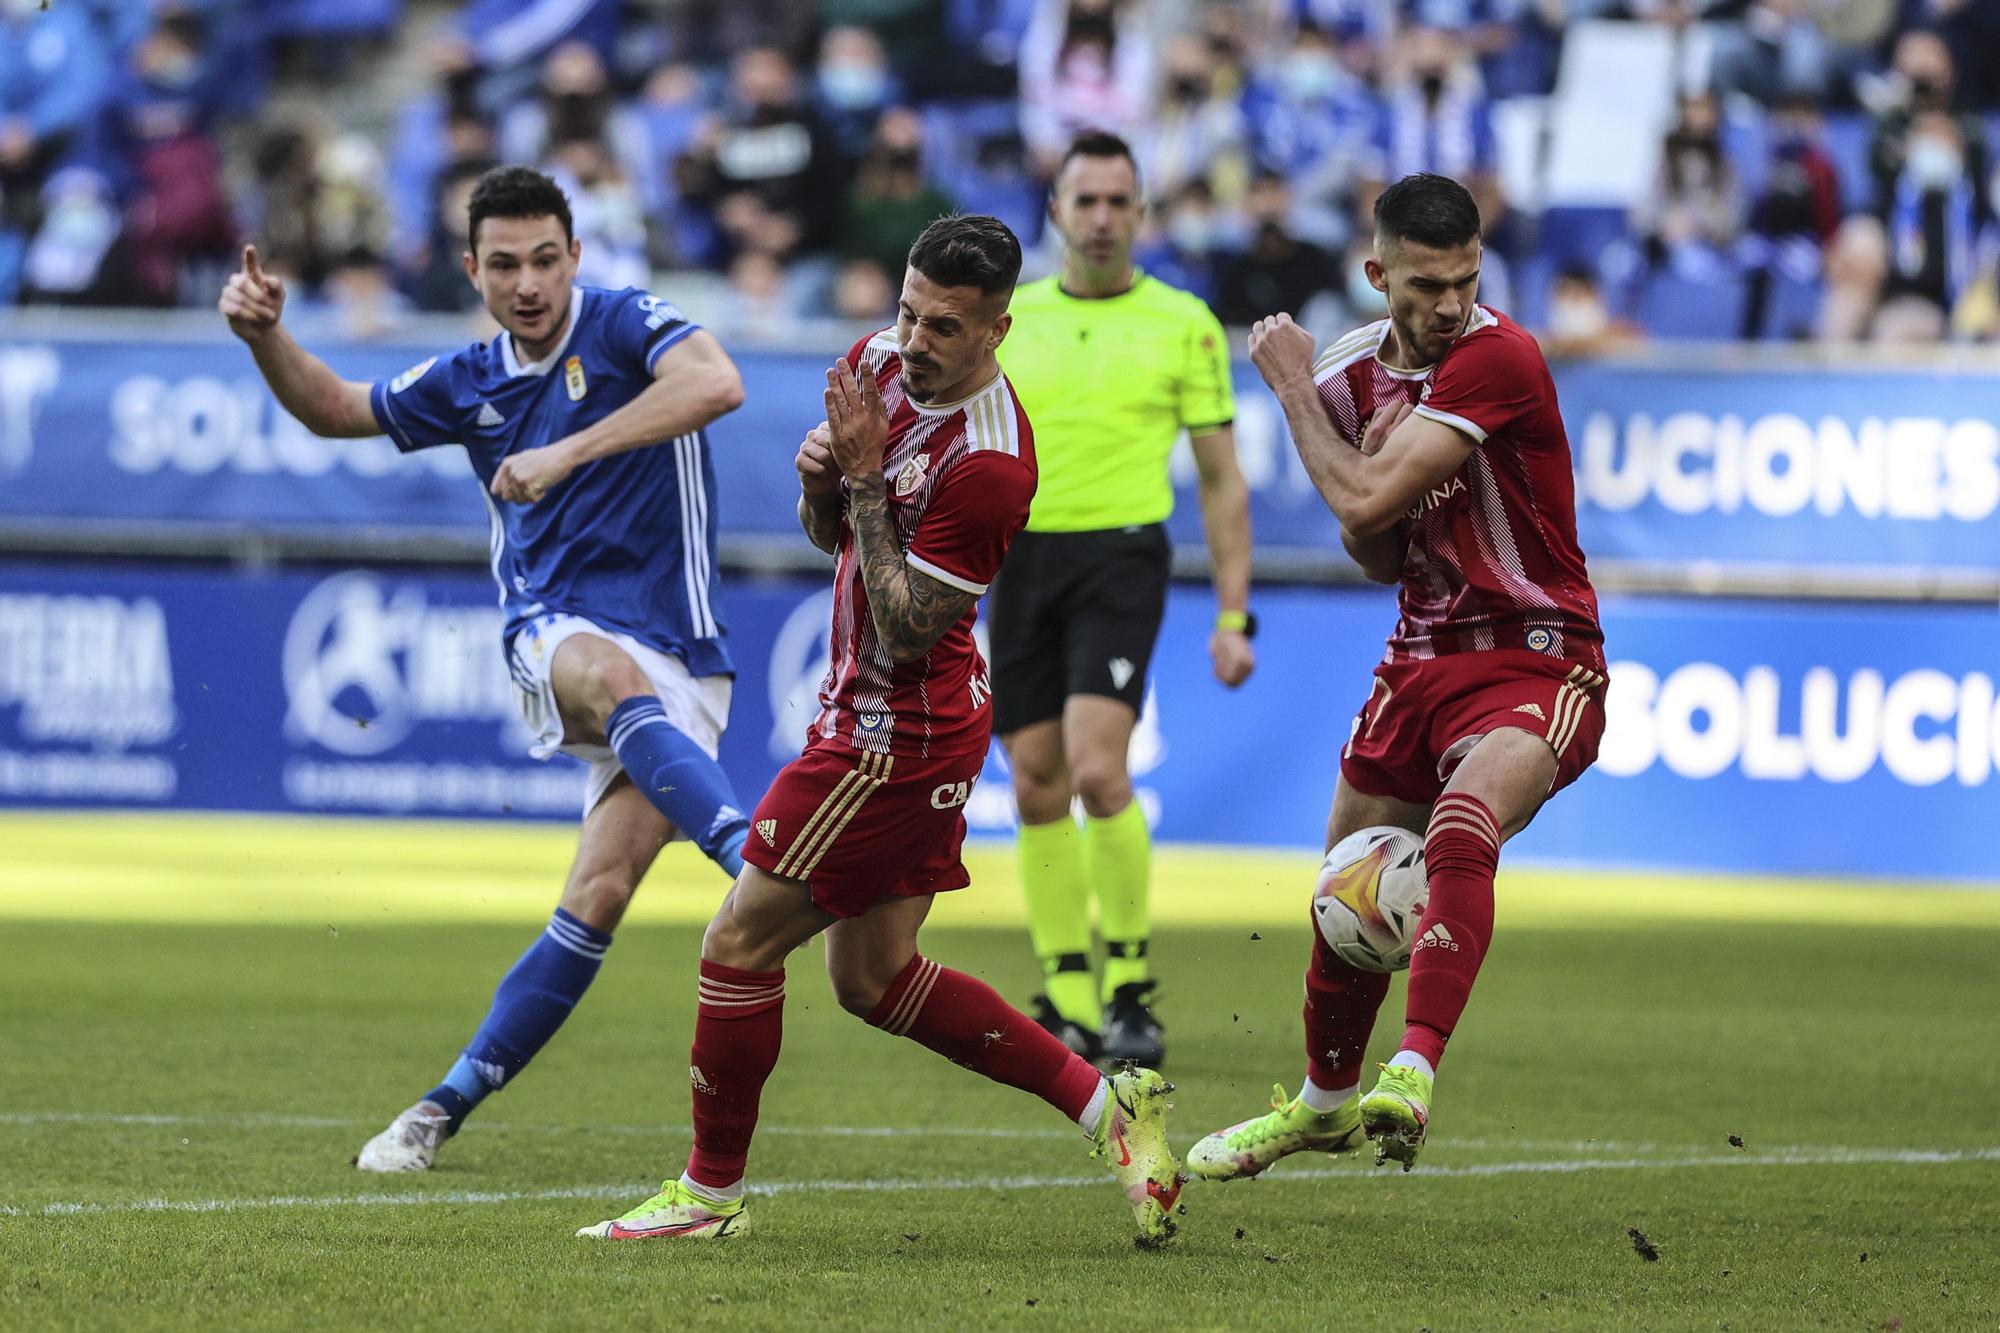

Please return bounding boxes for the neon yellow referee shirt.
[998,270,1234,533]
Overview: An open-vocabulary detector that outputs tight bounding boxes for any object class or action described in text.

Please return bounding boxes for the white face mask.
[1549,294,1608,341]
[1907,134,1965,190]
[1168,210,1216,254]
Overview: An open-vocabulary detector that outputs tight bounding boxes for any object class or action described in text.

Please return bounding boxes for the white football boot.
[354,1100,452,1172]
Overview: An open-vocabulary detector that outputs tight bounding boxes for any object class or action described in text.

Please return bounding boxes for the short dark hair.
[1056,130,1139,184]
[467,166,574,254]
[906,214,1022,301]
[1373,172,1482,251]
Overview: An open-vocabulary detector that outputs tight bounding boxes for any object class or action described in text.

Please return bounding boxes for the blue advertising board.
[2,561,1994,881]
[2,331,1995,577]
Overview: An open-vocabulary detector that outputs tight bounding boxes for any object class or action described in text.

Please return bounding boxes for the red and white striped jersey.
[1313,306,1604,672]
[813,329,1037,758]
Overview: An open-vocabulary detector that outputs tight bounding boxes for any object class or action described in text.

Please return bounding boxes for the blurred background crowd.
[4,0,2000,349]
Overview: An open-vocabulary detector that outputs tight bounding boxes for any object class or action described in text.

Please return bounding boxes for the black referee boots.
[1101,981,1166,1069]
[1030,995,1103,1062]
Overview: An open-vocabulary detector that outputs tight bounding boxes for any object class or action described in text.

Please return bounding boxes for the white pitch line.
[0,1112,1701,1155]
[4,1147,1996,1220]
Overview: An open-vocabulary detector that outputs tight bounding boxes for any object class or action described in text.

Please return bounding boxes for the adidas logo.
[1512,702,1546,721]
[1108,657,1135,690]
[476,402,506,427]
[756,818,778,847]
[1414,923,1460,953]
[689,1065,717,1095]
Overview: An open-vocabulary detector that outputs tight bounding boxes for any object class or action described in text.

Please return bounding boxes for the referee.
[994,131,1255,1068]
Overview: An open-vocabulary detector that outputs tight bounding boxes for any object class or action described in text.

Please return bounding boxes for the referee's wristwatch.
[1215,609,1258,639]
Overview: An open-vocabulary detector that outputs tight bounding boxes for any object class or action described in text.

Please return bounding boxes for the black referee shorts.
[988,524,1171,736]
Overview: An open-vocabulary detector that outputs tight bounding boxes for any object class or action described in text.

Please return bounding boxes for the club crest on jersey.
[389,357,437,393]
[895,452,932,497]
[858,711,884,730]
[564,355,587,401]
[1526,627,1555,654]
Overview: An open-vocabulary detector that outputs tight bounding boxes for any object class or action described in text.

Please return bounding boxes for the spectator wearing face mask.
[1363,23,1503,234]
[0,0,111,238]
[545,134,654,291]
[499,42,651,210]
[838,108,957,282]
[1631,91,1743,269]
[1242,21,1383,250]
[1019,0,1154,180]
[815,26,901,163]
[1141,34,1251,206]
[103,3,237,305]
[1134,177,1229,303]
[1539,265,1644,359]
[1213,169,1344,327]
[1821,29,1993,338]
[680,45,844,252]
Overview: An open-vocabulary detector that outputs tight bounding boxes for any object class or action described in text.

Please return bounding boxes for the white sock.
[1387,1050,1436,1080]
[680,1171,744,1206]
[1299,1076,1357,1113]
[1076,1077,1110,1137]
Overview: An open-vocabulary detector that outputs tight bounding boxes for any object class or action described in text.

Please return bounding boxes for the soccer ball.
[1312,826,1428,973]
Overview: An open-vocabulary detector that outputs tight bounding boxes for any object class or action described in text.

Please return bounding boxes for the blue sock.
[424,908,611,1130]
[606,695,749,875]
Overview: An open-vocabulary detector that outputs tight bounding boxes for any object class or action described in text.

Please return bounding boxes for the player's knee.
[826,964,891,1018]
[1069,758,1132,819]
[1011,767,1071,823]
[561,868,637,933]
[578,656,653,725]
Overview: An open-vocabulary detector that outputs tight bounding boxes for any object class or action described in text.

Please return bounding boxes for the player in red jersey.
[578,216,1187,1247]
[1189,173,1607,1177]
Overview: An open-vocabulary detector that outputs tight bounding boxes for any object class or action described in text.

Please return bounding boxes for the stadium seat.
[266,0,403,39]
[1536,206,1631,269]
[1636,266,1750,340]
[1821,112,1876,214]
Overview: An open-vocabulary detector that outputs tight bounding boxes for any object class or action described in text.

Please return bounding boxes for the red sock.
[1304,925,1391,1093]
[1401,792,1501,1070]
[685,959,786,1190]
[868,955,1102,1124]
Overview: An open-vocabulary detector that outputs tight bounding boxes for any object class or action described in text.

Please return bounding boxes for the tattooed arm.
[822,361,982,663]
[844,474,982,663]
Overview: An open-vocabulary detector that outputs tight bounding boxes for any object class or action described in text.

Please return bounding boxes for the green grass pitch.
[2,813,1996,1330]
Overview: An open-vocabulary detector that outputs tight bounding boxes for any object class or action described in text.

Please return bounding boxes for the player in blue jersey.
[220,167,753,1171]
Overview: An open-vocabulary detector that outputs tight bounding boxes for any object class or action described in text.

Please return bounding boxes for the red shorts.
[1340,649,1608,807]
[742,739,987,918]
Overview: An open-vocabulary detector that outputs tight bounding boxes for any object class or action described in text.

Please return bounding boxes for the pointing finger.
[242,244,261,281]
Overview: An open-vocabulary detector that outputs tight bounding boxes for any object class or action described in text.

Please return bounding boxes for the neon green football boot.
[1359,1062,1434,1171]
[575,1178,748,1241]
[1186,1083,1365,1181]
[1091,1067,1187,1249]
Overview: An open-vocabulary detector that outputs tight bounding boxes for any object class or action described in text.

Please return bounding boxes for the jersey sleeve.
[1312,359,1363,448]
[1178,301,1235,433]
[1413,329,1545,446]
[370,352,460,453]
[904,453,1035,596]
[601,287,701,377]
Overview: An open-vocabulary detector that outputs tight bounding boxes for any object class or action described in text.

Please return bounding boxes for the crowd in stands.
[4,0,2000,348]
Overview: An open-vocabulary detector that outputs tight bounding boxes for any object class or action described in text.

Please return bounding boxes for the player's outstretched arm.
[218,244,379,438]
[491,331,745,503]
[823,361,981,664]
[1250,314,1470,537]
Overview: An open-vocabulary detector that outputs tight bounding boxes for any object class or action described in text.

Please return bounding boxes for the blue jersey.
[369,285,731,678]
